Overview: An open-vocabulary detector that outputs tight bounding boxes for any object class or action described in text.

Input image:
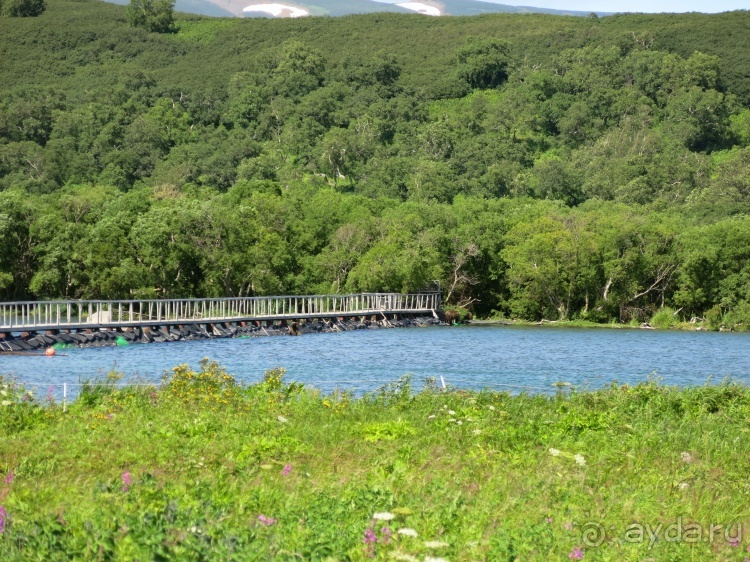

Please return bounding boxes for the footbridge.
[0,292,441,335]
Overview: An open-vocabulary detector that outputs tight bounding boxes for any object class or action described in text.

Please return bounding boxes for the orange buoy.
[45,347,56,356]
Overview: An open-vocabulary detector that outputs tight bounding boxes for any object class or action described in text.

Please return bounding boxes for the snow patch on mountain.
[242,3,309,17]
[396,2,441,15]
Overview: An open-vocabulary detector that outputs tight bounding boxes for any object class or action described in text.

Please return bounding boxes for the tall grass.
[1,361,750,559]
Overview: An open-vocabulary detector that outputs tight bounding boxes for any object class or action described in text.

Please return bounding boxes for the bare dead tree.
[445,242,480,307]
[629,263,675,305]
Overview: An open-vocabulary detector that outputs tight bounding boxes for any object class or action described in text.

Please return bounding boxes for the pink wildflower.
[3,471,14,485]
[569,547,584,560]
[257,514,277,526]
[363,526,377,557]
[564,521,574,531]
[121,471,131,492]
[381,526,392,545]
[281,464,292,477]
[0,506,7,533]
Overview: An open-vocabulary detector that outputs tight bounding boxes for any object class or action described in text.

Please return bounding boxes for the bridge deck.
[0,293,441,332]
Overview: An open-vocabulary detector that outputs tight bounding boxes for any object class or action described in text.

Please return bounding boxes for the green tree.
[127,0,175,33]
[1,0,45,17]
[456,37,511,90]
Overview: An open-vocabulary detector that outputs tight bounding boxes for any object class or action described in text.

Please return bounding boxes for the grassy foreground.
[2,361,750,561]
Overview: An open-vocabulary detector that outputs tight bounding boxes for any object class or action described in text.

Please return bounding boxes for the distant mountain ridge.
[105,0,611,19]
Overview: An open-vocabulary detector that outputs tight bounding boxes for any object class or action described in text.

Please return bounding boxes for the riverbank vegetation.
[2,2,750,327]
[1,361,750,559]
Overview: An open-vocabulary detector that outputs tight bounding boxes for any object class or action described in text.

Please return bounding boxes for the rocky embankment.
[0,316,443,352]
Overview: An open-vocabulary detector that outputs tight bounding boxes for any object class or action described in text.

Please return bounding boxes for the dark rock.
[26,337,44,349]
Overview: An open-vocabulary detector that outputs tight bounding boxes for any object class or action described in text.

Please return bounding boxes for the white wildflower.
[448,418,456,423]
[680,452,693,463]
[549,448,561,457]
[678,482,689,490]
[488,405,495,411]
[1,400,11,406]
[423,540,449,548]
[277,415,288,423]
[389,553,419,562]
[465,417,473,422]
[424,557,449,562]
[442,405,447,409]
[574,454,586,466]
[427,414,436,419]
[447,410,456,416]
[0,390,6,397]
[373,512,395,521]
[472,429,482,435]
[397,528,419,537]
[456,420,463,426]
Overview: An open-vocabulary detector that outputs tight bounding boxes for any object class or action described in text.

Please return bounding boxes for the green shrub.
[705,304,724,330]
[649,306,679,329]
[722,300,750,331]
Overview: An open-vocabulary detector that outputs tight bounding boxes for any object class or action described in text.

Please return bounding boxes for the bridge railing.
[0,292,441,331]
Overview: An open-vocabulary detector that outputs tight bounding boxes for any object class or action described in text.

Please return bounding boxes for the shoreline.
[468,318,719,332]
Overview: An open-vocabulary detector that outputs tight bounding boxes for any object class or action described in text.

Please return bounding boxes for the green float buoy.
[115,336,129,346]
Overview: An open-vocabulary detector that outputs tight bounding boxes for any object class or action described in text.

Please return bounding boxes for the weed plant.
[1,360,750,560]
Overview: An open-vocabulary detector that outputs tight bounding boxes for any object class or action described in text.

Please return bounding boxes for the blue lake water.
[2,325,749,397]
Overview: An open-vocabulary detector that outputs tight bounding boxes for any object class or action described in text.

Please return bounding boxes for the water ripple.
[2,325,749,395]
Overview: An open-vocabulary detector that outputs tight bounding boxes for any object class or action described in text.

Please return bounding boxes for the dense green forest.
[1,1,750,325]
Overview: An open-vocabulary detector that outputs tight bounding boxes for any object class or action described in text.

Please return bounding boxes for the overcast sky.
[479,0,748,13]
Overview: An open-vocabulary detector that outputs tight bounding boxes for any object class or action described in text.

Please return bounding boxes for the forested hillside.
[1,1,750,326]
